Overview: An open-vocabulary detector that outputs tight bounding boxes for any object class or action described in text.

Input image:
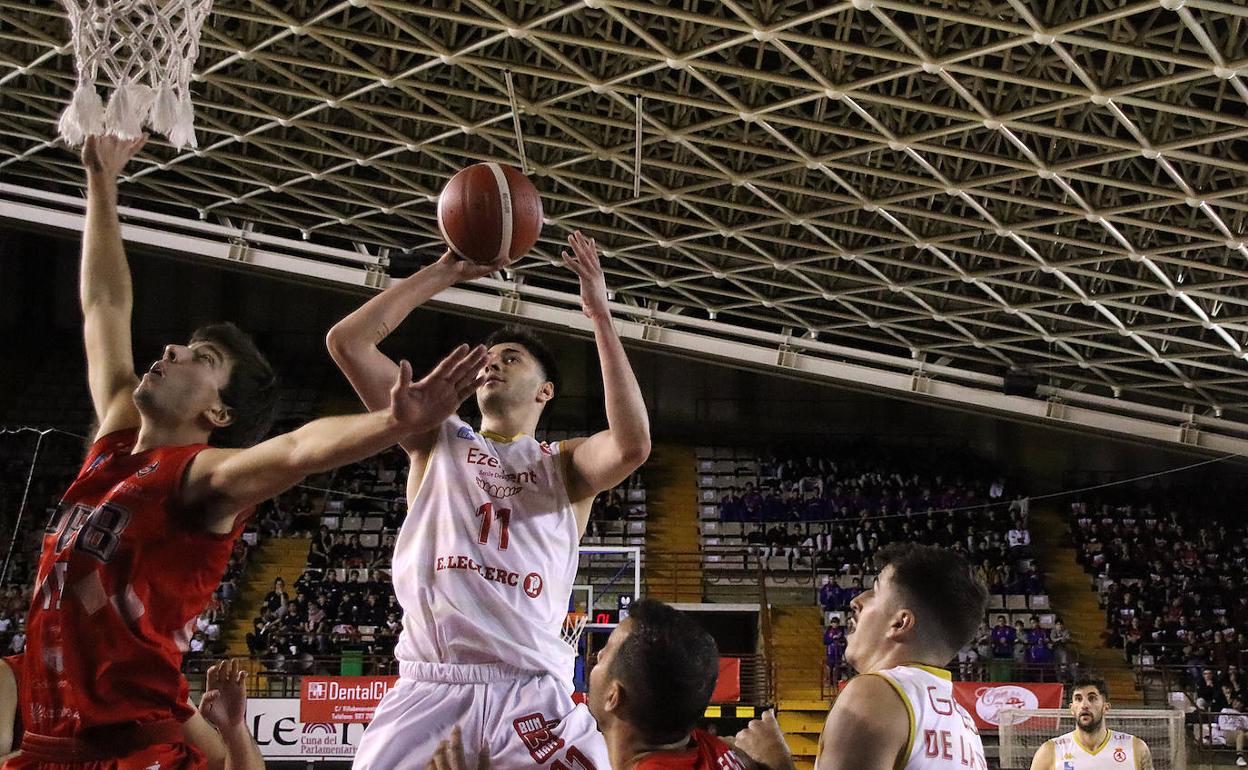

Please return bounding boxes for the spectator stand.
[1069,484,1248,766]
[694,443,1069,700]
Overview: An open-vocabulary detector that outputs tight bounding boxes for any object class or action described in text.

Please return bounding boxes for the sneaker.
[1236,755,1246,767]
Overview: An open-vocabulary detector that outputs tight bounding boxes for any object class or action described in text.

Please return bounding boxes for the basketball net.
[58,0,214,149]
[560,612,589,649]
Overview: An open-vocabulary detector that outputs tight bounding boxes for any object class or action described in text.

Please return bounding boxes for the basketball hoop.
[57,0,214,149]
[560,612,589,649]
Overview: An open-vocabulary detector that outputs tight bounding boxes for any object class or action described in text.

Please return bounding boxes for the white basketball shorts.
[352,660,609,770]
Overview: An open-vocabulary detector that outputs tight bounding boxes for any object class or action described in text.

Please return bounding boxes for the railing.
[183,654,400,698]
[758,562,777,704]
[1115,660,1248,765]
[732,653,770,706]
[1186,708,1247,764]
[821,659,1083,700]
[184,651,772,706]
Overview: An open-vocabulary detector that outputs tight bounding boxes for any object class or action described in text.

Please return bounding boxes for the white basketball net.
[561,613,590,650]
[58,0,214,149]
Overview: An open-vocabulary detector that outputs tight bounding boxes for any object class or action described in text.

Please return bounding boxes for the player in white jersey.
[737,542,990,770]
[327,230,651,770]
[1030,677,1154,770]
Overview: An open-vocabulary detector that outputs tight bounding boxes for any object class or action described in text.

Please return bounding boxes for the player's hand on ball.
[436,249,512,282]
[428,726,490,770]
[735,710,797,770]
[561,230,610,321]
[389,345,488,432]
[199,658,248,730]
[82,134,147,178]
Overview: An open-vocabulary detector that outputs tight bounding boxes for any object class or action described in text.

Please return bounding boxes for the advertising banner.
[952,682,1064,729]
[301,675,398,723]
[247,697,367,759]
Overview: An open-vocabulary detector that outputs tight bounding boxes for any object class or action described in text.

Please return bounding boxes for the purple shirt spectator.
[991,620,1016,658]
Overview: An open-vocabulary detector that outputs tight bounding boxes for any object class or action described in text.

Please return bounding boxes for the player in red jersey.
[585,598,749,770]
[428,598,756,770]
[0,655,264,770]
[8,134,488,770]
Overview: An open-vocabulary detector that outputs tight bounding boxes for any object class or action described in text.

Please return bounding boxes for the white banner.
[247,697,366,758]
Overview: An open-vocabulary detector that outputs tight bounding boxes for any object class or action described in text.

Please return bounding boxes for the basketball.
[436,163,544,266]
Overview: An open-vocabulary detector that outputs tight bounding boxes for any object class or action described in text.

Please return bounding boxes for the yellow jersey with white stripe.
[1050,730,1136,770]
[873,665,987,770]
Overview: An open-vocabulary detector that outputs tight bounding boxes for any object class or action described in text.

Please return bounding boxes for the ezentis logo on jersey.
[465,447,539,499]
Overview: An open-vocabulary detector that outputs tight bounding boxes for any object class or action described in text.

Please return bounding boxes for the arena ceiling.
[3,0,1248,422]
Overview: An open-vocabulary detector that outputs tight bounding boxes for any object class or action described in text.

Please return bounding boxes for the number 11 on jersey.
[475,503,511,550]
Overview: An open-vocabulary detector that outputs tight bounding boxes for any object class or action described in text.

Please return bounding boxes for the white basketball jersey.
[1050,731,1136,770]
[874,665,987,770]
[392,416,578,683]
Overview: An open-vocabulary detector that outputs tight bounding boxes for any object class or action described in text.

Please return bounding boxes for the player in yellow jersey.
[737,542,990,770]
[1030,677,1153,770]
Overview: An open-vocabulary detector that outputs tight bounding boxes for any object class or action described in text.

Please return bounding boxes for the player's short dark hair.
[1070,674,1108,701]
[483,326,560,397]
[875,542,989,656]
[609,598,719,742]
[191,322,278,447]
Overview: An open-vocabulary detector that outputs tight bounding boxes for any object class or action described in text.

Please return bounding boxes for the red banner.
[300,676,398,723]
[952,682,1063,729]
[711,658,741,702]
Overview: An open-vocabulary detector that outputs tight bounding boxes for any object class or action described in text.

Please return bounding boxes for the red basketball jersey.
[634,730,747,770]
[23,429,244,738]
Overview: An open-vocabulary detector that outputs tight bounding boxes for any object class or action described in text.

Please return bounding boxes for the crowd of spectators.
[1070,482,1248,763]
[1071,489,1248,673]
[715,445,1053,683]
[718,448,1035,584]
[245,449,406,666]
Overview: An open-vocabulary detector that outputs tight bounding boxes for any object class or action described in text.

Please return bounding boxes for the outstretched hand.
[199,659,248,730]
[436,249,512,283]
[389,344,488,433]
[82,134,147,178]
[560,230,610,321]
[428,726,490,770]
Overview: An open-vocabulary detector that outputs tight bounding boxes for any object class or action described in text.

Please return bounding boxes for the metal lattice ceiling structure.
[3,0,1248,418]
